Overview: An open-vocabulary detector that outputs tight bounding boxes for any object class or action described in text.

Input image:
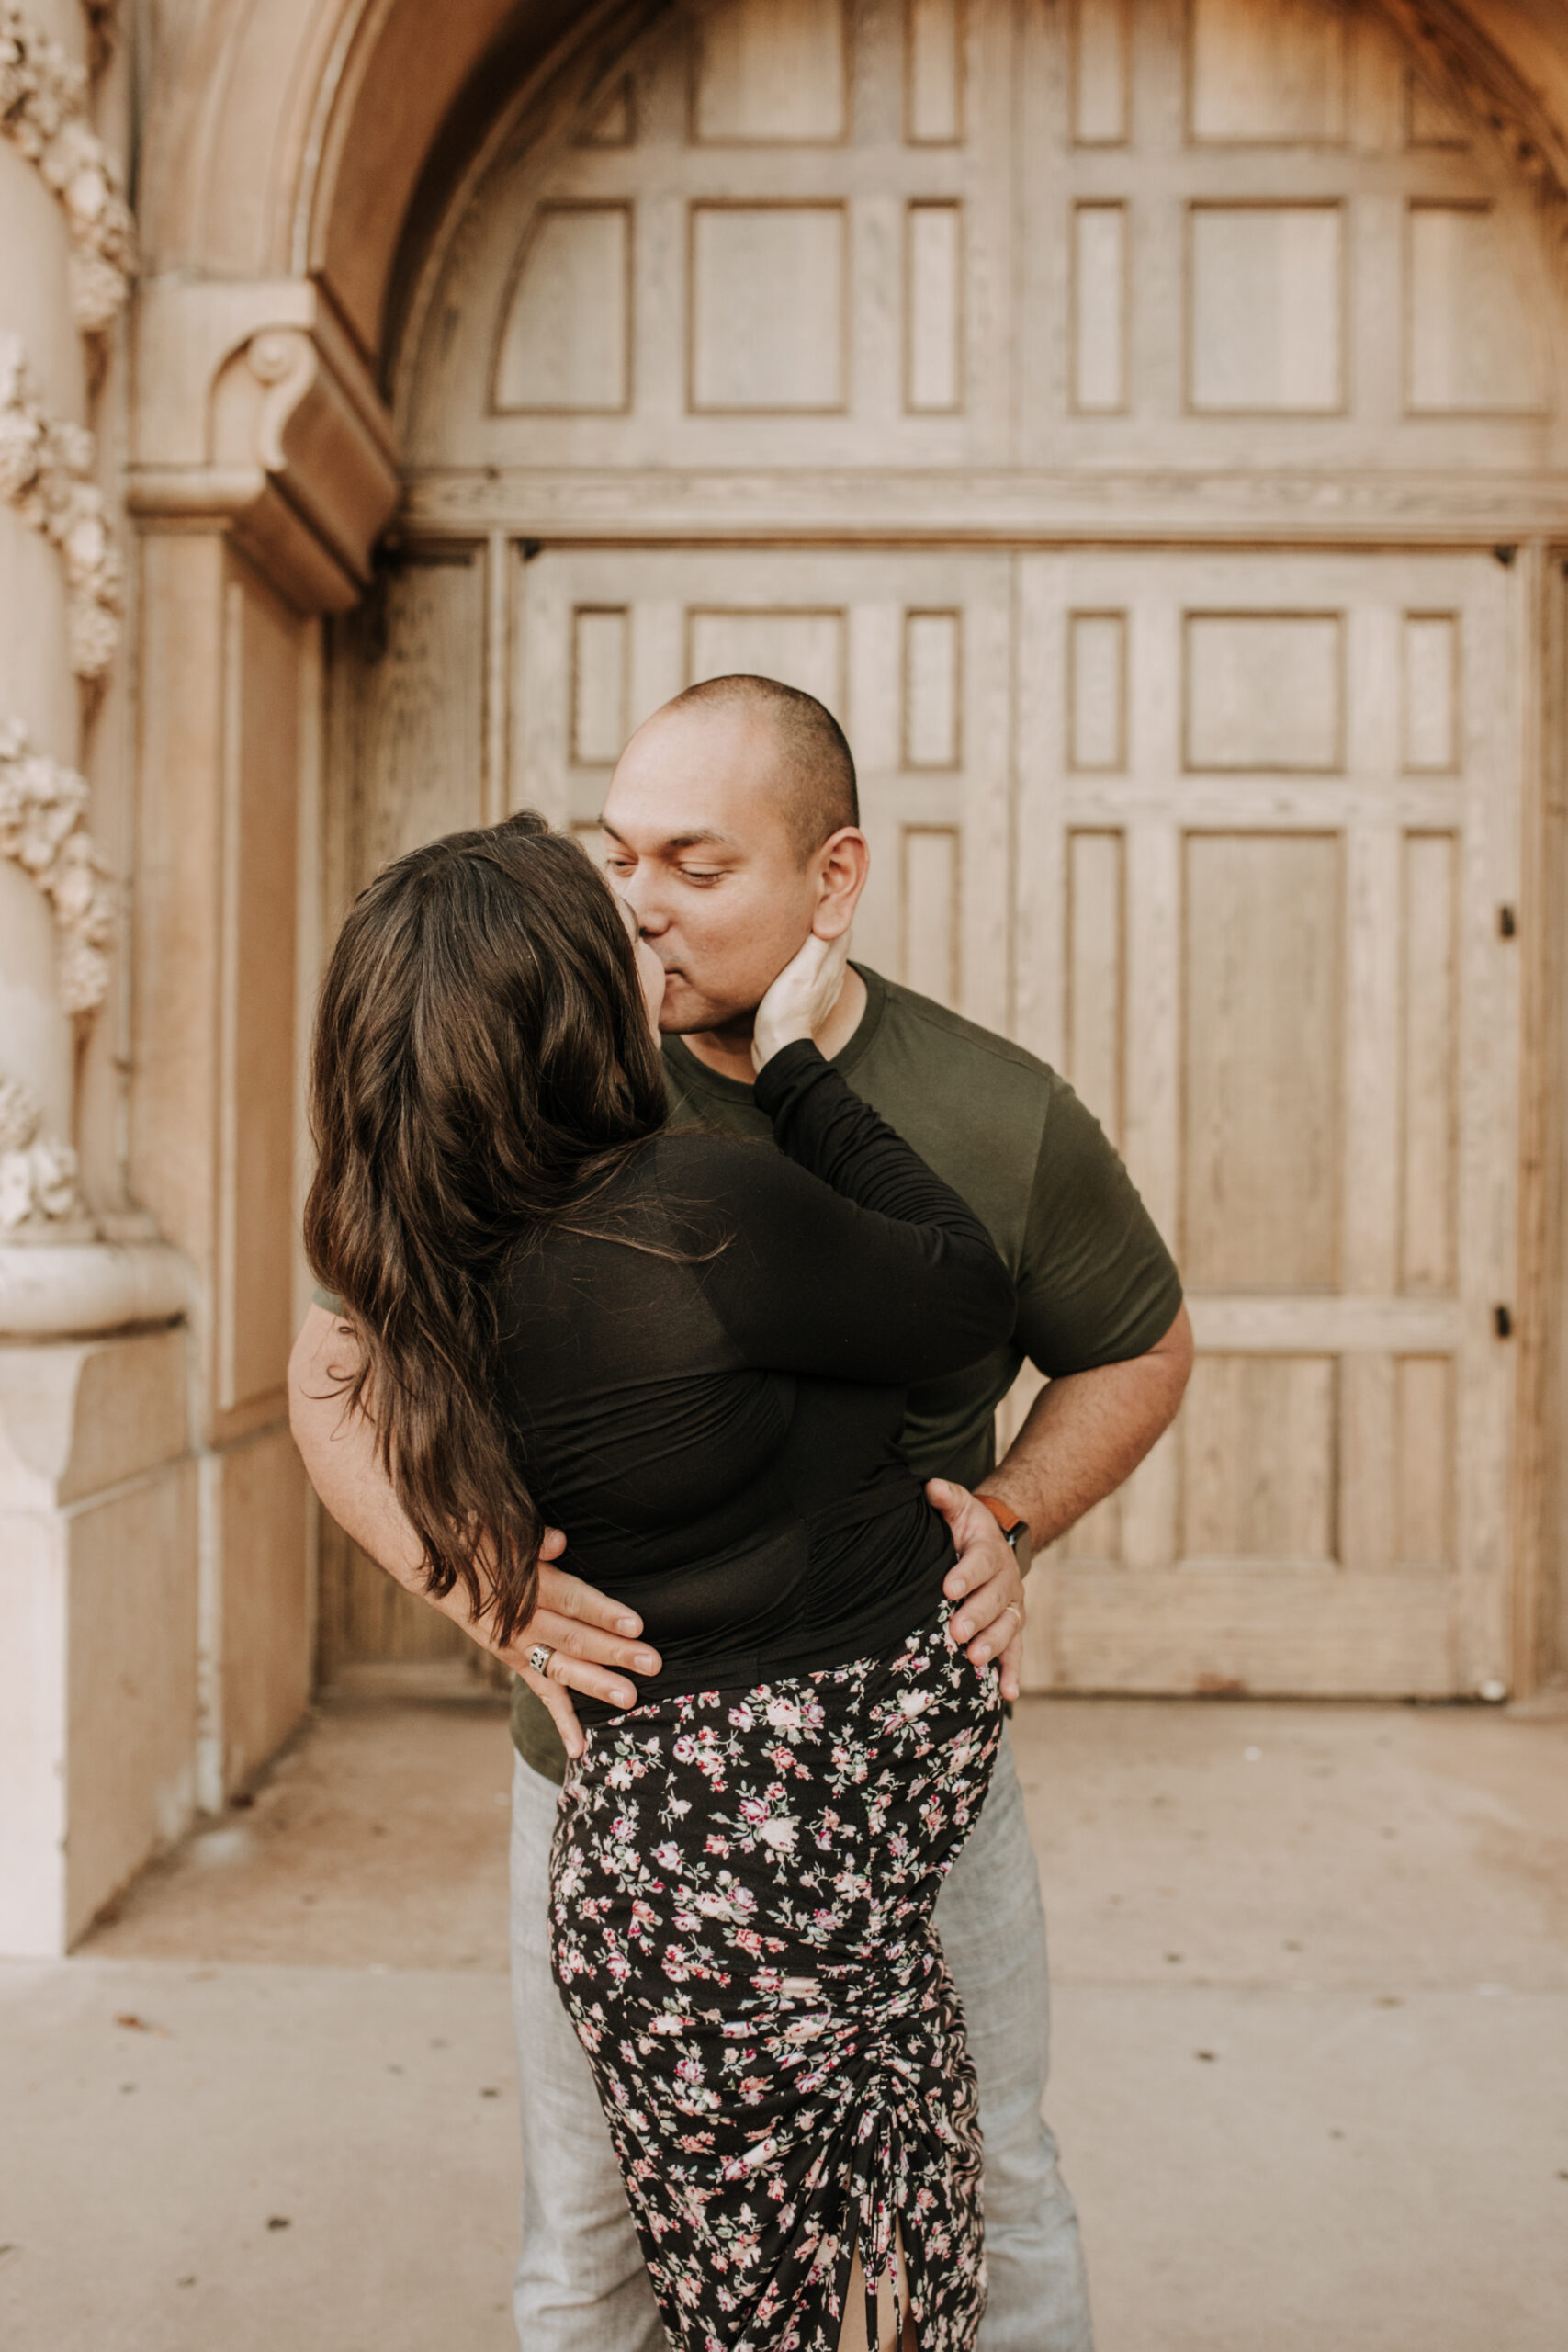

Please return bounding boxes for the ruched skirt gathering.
[548,1602,1004,2352]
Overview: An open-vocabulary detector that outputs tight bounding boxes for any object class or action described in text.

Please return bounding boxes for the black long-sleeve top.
[495,1039,1018,1724]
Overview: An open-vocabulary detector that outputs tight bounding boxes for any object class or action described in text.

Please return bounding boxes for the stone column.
[0,0,187,1956]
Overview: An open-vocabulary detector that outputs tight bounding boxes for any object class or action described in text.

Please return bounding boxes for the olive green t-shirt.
[507,964,1181,1782]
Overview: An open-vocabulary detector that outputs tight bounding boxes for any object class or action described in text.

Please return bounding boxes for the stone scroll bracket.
[131,282,401,613]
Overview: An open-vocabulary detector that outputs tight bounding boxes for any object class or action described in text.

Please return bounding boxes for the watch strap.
[977,1493,1025,1540]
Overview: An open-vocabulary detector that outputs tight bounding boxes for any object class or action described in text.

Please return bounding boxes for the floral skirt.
[548,1602,1004,2352]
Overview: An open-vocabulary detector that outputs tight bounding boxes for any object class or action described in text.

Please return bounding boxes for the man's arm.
[926,1303,1192,1700]
[982,1301,1193,1542]
[287,1305,661,1758]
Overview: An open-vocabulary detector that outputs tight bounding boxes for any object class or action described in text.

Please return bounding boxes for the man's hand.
[927,1478,1026,1702]
[502,1559,662,1762]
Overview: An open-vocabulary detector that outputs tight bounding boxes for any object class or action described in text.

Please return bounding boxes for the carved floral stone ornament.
[0,1069,81,1231]
[0,715,113,1015]
[0,3,137,335]
[0,334,122,677]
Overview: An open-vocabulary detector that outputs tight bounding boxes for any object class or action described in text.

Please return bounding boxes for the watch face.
[1007,1521,1032,1577]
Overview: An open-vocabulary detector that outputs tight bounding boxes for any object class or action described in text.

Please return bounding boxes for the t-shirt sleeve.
[686,1041,1017,1385]
[1013,1079,1183,1378]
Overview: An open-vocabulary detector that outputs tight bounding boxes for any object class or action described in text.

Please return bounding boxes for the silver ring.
[527,1643,555,1677]
[1001,1603,1022,1627]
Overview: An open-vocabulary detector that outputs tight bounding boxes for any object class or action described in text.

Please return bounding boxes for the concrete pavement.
[2,1686,1565,2351]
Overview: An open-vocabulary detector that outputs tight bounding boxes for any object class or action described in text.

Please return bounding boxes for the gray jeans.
[510,1722,1093,2352]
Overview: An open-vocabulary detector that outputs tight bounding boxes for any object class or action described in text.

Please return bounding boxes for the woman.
[305,812,1017,2352]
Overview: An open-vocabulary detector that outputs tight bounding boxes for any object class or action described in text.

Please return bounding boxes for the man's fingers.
[951,1564,1025,1657]
[998,1623,1024,1703]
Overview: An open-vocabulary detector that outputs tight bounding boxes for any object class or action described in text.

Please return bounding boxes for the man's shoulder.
[860,971,1062,1118]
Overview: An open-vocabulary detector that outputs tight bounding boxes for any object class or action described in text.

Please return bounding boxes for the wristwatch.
[977,1492,1032,1577]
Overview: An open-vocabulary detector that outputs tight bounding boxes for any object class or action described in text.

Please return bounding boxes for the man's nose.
[623,872,671,934]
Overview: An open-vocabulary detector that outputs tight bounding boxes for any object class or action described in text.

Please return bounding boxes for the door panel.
[1014,548,1520,1695]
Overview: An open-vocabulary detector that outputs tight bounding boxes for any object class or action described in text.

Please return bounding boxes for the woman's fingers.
[750,929,852,1069]
[508,1547,659,1728]
[533,1557,660,1673]
[525,1607,660,1679]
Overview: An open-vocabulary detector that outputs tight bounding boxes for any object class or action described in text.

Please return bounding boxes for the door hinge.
[1495,1304,1514,1340]
[1498,905,1517,939]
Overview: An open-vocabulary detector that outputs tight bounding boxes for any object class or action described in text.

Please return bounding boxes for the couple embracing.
[290,673,1190,2352]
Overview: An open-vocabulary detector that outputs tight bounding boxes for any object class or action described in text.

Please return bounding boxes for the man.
[290,674,1191,2352]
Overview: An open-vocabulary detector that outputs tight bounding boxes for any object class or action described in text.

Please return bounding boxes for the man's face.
[600,706,819,1036]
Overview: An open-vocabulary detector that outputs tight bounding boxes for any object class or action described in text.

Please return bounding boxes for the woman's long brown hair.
[304,811,668,1650]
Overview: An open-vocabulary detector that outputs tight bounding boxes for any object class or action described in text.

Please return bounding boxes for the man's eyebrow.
[597,820,742,853]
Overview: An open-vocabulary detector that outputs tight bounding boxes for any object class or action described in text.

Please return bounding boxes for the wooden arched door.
[321,0,1568,1697]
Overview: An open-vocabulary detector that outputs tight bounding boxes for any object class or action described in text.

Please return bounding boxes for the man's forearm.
[980,1304,1192,1545]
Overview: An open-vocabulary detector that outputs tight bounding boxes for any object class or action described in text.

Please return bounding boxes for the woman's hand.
[751,931,852,1073]
[502,1545,663,1762]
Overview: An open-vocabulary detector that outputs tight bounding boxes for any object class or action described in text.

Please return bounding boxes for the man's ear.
[810,828,870,941]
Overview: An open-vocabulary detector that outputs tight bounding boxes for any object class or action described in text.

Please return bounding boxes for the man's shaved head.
[664,674,858,863]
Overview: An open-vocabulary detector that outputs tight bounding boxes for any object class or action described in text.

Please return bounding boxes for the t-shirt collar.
[661,962,887,1103]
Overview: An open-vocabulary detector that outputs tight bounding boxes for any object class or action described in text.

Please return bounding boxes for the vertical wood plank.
[1394,1354,1454,1565]
[1400,831,1458,1292]
[1068,611,1128,770]
[906,202,964,413]
[571,607,629,764]
[1181,833,1343,1293]
[1071,0,1128,144]
[1342,824,1402,1295]
[1066,830,1124,1145]
[1339,1351,1395,1571]
[902,826,960,1006]
[905,609,961,766]
[906,0,964,143]
[1071,203,1127,413]
[1403,614,1459,772]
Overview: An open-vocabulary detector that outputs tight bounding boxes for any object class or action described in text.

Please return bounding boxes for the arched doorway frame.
[123,0,1568,1801]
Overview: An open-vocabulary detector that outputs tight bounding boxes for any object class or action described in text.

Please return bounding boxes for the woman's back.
[496,1051,1015,1718]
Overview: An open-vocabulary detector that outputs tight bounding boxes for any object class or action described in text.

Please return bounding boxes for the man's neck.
[679,965,869,1087]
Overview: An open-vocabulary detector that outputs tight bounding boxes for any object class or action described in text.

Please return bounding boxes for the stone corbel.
[130,283,400,615]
